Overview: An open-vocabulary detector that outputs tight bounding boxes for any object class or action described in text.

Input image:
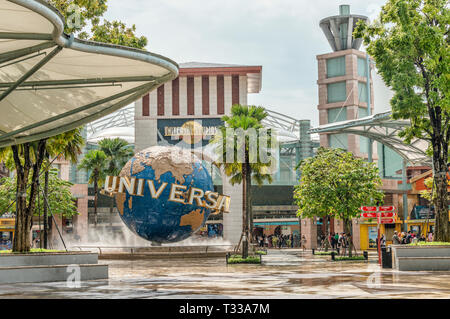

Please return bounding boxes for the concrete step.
[0,252,98,267]
[0,264,108,284]
[99,251,229,260]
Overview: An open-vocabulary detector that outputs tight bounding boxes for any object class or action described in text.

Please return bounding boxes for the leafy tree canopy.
[294,147,384,222]
[0,169,78,218]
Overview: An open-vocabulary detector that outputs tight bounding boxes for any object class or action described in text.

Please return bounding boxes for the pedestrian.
[330,232,336,249]
[340,233,347,256]
[272,235,278,248]
[392,231,401,245]
[264,236,269,248]
[380,234,386,248]
[428,232,433,242]
[301,235,307,252]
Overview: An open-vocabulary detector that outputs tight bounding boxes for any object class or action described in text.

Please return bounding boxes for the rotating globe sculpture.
[115,146,215,243]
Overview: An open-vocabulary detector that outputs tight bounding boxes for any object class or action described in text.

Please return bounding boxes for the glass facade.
[357,57,367,77]
[358,107,369,154]
[327,81,347,103]
[358,81,368,103]
[378,143,403,179]
[326,56,346,78]
[328,107,348,150]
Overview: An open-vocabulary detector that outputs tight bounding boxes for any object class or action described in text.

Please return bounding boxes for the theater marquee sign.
[157,118,222,147]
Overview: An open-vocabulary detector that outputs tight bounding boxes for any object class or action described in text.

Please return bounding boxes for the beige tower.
[317,5,376,161]
[302,5,377,249]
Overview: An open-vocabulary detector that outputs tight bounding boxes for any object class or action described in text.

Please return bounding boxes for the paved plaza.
[0,249,449,299]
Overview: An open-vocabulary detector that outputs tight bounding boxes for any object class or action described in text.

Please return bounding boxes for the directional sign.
[380,218,395,224]
[379,206,396,212]
[360,212,378,218]
[360,206,378,212]
[360,212,397,218]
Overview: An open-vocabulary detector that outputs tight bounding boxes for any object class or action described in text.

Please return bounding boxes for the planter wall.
[391,245,450,271]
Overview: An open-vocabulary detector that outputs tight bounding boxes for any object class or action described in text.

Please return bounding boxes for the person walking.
[272,235,278,248]
[392,231,401,245]
[301,235,307,252]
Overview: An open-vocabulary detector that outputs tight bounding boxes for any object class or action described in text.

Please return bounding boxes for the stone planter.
[391,245,450,271]
[0,252,108,284]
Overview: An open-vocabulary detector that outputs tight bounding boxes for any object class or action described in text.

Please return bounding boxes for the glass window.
[328,107,347,123]
[378,143,403,179]
[327,82,347,103]
[358,82,368,103]
[329,134,348,150]
[326,56,346,78]
[358,107,370,154]
[358,57,367,77]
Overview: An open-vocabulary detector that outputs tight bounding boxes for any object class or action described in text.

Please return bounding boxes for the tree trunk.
[94,174,98,227]
[241,154,250,259]
[343,218,353,258]
[12,140,46,252]
[43,166,49,249]
[324,216,330,252]
[13,153,30,252]
[433,158,449,242]
[247,162,253,244]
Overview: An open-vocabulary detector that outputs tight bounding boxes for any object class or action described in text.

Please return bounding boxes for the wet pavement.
[1,249,450,299]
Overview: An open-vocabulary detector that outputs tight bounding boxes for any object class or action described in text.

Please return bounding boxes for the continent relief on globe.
[179,209,205,232]
[115,146,196,216]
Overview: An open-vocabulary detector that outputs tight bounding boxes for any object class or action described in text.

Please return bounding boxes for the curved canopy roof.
[309,111,431,165]
[0,0,178,147]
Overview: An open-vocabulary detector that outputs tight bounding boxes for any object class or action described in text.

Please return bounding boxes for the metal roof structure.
[86,104,306,145]
[309,111,431,165]
[0,0,178,147]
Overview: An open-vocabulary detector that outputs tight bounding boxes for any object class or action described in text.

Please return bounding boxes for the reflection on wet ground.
[1,249,450,298]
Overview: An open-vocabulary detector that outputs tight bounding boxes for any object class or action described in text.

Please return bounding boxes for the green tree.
[294,148,384,257]
[355,0,449,241]
[98,138,134,225]
[0,169,78,219]
[210,105,276,258]
[42,128,84,248]
[49,0,148,50]
[0,0,148,252]
[0,129,84,252]
[78,150,107,227]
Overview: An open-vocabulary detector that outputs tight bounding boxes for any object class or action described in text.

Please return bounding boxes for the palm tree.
[78,150,107,227]
[210,105,276,258]
[98,138,134,225]
[98,138,134,176]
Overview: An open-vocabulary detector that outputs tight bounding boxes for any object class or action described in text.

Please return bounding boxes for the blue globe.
[115,146,214,243]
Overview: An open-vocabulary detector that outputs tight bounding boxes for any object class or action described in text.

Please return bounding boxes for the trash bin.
[381,247,392,268]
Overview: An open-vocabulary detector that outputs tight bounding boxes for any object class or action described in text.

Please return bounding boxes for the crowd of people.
[255,234,308,250]
[390,230,431,245]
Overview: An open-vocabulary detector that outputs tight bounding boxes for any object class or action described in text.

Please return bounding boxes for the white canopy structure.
[309,111,431,165]
[0,0,178,147]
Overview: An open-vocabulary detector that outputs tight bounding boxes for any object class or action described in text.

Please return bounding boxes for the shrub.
[408,242,450,246]
[227,255,261,264]
[333,256,366,261]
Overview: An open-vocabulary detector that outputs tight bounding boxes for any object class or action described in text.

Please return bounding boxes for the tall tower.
[316,5,375,160]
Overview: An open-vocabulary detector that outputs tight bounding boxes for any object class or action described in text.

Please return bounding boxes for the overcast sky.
[104,0,394,127]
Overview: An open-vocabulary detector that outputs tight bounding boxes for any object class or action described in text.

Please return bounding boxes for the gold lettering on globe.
[101,176,231,214]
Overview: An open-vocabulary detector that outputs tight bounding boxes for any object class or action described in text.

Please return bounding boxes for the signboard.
[380,218,395,224]
[360,212,396,218]
[379,206,395,211]
[360,206,378,212]
[157,118,222,148]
